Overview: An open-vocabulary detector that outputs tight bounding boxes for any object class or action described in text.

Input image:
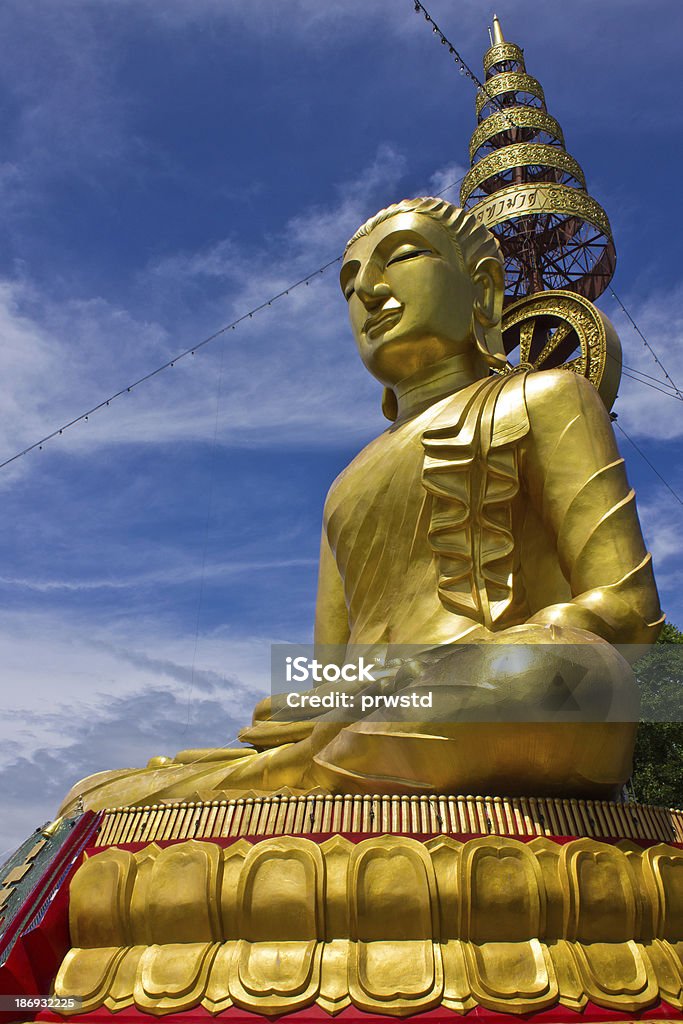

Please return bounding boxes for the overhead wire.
[412,0,489,90]
[609,286,682,400]
[185,327,229,735]
[620,370,681,401]
[411,0,522,129]
[100,9,683,780]
[0,174,464,473]
[615,422,683,507]
[619,362,681,390]
[1,174,680,474]
[413,0,682,407]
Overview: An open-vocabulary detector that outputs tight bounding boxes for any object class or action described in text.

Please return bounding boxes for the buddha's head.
[341,197,508,412]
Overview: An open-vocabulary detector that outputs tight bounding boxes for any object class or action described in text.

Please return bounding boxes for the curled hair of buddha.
[345,196,498,271]
[346,197,509,386]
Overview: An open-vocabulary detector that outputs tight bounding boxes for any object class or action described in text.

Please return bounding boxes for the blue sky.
[0,0,681,853]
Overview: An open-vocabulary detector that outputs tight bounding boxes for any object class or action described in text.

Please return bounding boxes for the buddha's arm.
[521,369,663,646]
[314,527,351,650]
[237,528,349,750]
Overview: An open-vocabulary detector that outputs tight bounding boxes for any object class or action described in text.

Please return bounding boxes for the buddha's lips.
[364,306,403,339]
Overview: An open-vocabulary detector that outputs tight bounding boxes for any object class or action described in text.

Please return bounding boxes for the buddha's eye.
[386,247,432,267]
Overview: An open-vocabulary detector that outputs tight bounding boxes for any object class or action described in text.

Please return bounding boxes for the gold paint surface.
[470,107,564,160]
[44,23,677,1020]
[92,795,682,845]
[501,289,622,410]
[483,41,525,74]
[472,181,612,237]
[475,71,545,116]
[461,144,586,205]
[55,834,683,1017]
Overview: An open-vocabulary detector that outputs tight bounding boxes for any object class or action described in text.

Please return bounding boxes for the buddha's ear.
[381,387,398,421]
[470,256,508,370]
[471,255,504,329]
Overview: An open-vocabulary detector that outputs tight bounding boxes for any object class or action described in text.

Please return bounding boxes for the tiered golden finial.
[461,15,616,303]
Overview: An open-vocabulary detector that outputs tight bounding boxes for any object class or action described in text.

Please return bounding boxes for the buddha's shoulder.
[428,370,610,446]
[523,367,606,418]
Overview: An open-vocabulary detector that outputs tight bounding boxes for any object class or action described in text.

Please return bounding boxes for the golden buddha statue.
[60,198,662,814]
[48,26,682,1021]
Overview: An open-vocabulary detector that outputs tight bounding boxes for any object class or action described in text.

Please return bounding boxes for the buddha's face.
[340,212,476,386]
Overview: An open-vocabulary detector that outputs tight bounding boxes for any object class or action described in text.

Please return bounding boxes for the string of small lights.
[0,11,676,795]
[185,315,229,735]
[618,362,681,390]
[412,1,488,90]
[410,0,534,137]
[0,173,456,472]
[0,255,344,472]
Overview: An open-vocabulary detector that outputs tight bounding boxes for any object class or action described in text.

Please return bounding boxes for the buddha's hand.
[373,625,498,694]
[367,623,640,726]
[527,602,656,660]
[528,603,611,637]
[238,663,404,749]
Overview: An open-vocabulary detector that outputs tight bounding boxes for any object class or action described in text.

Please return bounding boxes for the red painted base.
[0,815,99,1024]
[2,825,682,1023]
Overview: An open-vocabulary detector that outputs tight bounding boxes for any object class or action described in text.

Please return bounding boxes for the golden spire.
[461,21,616,303]
[491,14,505,45]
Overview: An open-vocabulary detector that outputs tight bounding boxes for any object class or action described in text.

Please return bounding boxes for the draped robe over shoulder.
[315,367,661,653]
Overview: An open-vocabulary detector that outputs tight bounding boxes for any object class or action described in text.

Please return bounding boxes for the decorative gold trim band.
[501,290,622,410]
[55,835,683,1017]
[475,71,545,116]
[460,143,586,205]
[470,181,612,238]
[483,41,525,74]
[94,793,683,847]
[470,107,564,161]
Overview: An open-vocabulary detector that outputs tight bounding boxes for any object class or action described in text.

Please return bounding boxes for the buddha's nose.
[354,261,391,309]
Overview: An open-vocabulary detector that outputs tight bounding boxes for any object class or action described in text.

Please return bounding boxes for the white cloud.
[286,144,409,255]
[4,207,676,482]
[0,685,257,853]
[606,283,683,442]
[0,557,316,593]
[0,0,681,860]
[425,162,470,201]
[0,610,267,730]
[0,144,413,477]
[640,500,683,569]
[636,489,683,627]
[0,607,277,849]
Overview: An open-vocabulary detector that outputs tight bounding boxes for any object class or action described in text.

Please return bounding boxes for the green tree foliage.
[631,622,683,807]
